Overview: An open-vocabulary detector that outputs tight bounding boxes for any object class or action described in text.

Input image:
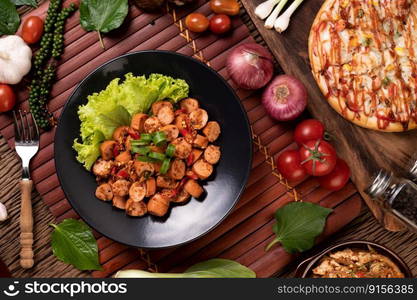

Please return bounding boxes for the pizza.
[309,0,417,132]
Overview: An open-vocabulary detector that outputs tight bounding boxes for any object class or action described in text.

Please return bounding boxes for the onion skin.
[226,43,274,90]
[262,75,307,121]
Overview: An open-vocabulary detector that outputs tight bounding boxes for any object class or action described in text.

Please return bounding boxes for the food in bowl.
[312,247,405,278]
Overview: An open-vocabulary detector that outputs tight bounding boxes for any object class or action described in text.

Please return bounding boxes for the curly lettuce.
[73,73,189,170]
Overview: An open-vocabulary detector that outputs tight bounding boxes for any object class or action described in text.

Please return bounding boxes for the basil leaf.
[0,0,20,35]
[50,219,102,271]
[10,0,38,7]
[79,0,128,48]
[266,202,332,253]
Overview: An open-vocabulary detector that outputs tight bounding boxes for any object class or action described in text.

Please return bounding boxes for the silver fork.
[13,110,40,269]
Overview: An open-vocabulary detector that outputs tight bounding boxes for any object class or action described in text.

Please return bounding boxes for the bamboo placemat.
[0,0,362,278]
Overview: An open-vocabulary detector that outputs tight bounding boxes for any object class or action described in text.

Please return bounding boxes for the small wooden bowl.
[295,240,412,278]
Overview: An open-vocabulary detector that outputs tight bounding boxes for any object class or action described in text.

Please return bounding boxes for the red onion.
[226,43,274,90]
[262,75,307,121]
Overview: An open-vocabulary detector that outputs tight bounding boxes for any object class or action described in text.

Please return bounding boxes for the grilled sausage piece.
[115,151,131,163]
[192,159,213,180]
[152,101,173,115]
[112,179,131,197]
[204,145,221,164]
[193,134,209,149]
[134,161,154,177]
[113,196,127,210]
[174,113,189,130]
[167,159,186,180]
[126,199,147,217]
[93,159,113,177]
[172,189,191,203]
[202,121,221,142]
[171,137,192,159]
[95,183,113,201]
[100,141,117,160]
[188,149,203,166]
[156,176,178,189]
[160,124,179,142]
[189,108,208,130]
[129,182,146,202]
[157,105,175,126]
[144,116,161,133]
[113,126,129,143]
[184,180,204,198]
[131,113,148,132]
[180,98,199,113]
[160,189,177,201]
[147,193,170,217]
[145,177,156,197]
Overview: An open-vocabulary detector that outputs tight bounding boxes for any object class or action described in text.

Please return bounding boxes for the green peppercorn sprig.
[28,0,77,130]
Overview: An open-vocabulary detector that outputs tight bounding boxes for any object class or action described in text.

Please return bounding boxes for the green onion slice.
[137,156,158,163]
[160,158,171,174]
[153,131,167,147]
[132,146,151,155]
[148,151,166,161]
[165,144,176,157]
[139,133,152,141]
[131,140,150,146]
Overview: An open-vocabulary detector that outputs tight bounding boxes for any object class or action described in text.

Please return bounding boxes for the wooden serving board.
[242,0,417,231]
[0,0,361,277]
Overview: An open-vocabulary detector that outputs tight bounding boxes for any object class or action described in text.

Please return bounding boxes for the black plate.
[55,51,252,249]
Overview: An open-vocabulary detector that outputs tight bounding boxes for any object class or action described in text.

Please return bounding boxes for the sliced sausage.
[115,151,131,163]
[147,193,170,217]
[157,105,175,126]
[174,113,189,130]
[156,176,178,189]
[172,189,191,203]
[152,101,173,115]
[160,189,177,201]
[160,125,179,142]
[134,161,154,177]
[113,196,127,210]
[100,141,117,160]
[131,113,148,132]
[95,183,113,201]
[126,199,147,217]
[92,159,113,177]
[193,134,209,149]
[171,137,192,159]
[112,179,131,197]
[203,121,221,142]
[189,108,208,130]
[204,145,221,164]
[189,149,203,165]
[129,182,146,202]
[149,145,165,153]
[144,116,161,133]
[184,180,204,198]
[167,159,186,180]
[145,177,156,197]
[192,159,213,180]
[180,98,199,113]
[153,162,162,173]
[113,126,129,143]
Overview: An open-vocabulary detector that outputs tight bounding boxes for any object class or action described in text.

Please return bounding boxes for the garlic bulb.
[0,202,8,222]
[0,35,32,85]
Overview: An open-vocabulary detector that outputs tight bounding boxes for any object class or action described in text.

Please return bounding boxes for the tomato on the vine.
[21,16,44,45]
[185,13,209,33]
[299,139,337,176]
[209,14,232,34]
[294,119,325,146]
[276,149,308,182]
[318,158,351,191]
[0,84,16,113]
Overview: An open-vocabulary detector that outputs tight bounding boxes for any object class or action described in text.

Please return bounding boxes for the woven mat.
[0,0,397,278]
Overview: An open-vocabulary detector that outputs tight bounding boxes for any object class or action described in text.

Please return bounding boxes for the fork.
[13,110,40,269]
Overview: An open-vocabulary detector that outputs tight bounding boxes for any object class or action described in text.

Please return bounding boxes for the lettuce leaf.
[73,73,189,170]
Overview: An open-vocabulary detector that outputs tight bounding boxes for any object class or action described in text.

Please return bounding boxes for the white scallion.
[264,0,289,29]
[274,0,305,33]
[255,0,282,20]
[0,202,8,222]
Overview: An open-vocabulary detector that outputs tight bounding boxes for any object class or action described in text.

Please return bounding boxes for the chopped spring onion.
[148,151,166,161]
[139,133,152,141]
[274,0,305,33]
[132,146,151,155]
[255,0,281,20]
[131,139,150,146]
[160,158,171,174]
[165,144,176,157]
[137,156,158,163]
[153,131,167,147]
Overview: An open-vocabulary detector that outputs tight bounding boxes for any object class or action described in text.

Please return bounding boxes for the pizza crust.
[308,0,417,132]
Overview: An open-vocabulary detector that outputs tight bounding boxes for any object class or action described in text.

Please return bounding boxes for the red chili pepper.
[113,144,120,157]
[186,153,194,166]
[180,129,189,137]
[187,172,198,180]
[128,129,140,139]
[174,178,188,195]
[111,166,117,175]
[175,108,187,116]
[117,170,129,178]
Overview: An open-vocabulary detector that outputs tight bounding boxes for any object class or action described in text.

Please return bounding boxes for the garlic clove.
[0,202,8,222]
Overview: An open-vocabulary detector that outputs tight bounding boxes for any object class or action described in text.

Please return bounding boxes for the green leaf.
[0,0,20,35]
[98,105,131,130]
[79,0,129,48]
[266,202,332,253]
[73,130,104,170]
[50,219,102,271]
[10,0,38,7]
[115,259,256,278]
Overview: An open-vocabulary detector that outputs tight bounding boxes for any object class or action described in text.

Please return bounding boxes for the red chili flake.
[175,109,187,116]
[117,170,129,178]
[113,144,120,157]
[186,153,194,166]
[187,172,198,180]
[180,129,189,137]
[111,166,117,175]
[128,129,140,139]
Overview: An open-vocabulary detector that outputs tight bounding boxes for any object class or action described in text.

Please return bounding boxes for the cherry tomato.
[21,16,44,45]
[185,13,209,33]
[276,150,308,182]
[318,158,351,191]
[210,0,240,16]
[209,14,232,34]
[0,84,16,113]
[299,139,337,176]
[294,119,325,146]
